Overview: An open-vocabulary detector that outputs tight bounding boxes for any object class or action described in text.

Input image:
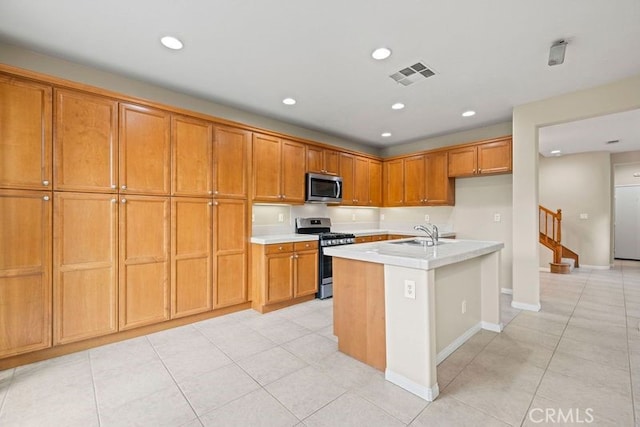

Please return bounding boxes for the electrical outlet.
[494,213,501,222]
[380,213,385,221]
[579,213,589,220]
[278,213,284,223]
[352,213,356,221]
[404,280,416,299]
[461,300,467,314]
[424,214,430,222]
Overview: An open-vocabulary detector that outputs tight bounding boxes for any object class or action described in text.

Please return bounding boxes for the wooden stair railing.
[539,205,580,273]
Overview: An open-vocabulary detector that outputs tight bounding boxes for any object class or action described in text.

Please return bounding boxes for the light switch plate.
[424,214,430,222]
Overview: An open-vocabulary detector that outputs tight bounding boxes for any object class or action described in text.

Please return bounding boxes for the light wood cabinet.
[307,146,339,175]
[171,115,213,197]
[353,156,370,206]
[340,155,381,206]
[0,190,52,357]
[171,197,212,318]
[53,192,118,344]
[119,103,171,195]
[119,195,170,330]
[425,151,455,205]
[384,153,454,206]
[251,241,318,313]
[403,155,426,205]
[213,199,248,308]
[339,153,355,205]
[368,159,382,206]
[448,137,512,177]
[54,89,118,193]
[354,235,373,244]
[383,159,404,206]
[213,125,250,199]
[0,75,52,190]
[252,134,305,203]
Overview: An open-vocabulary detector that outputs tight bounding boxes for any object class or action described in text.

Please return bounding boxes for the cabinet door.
[447,146,477,177]
[252,133,282,201]
[119,195,170,330]
[383,159,404,206]
[171,198,212,318]
[306,145,323,173]
[324,149,340,175]
[339,153,355,205]
[265,252,293,304]
[294,250,318,297]
[425,151,454,205]
[0,190,52,357]
[119,103,171,195]
[214,125,249,198]
[54,89,118,192]
[403,155,425,205]
[53,192,117,344]
[213,199,248,308]
[368,159,382,206]
[281,139,306,203]
[354,156,370,206]
[172,115,212,196]
[478,139,512,174]
[0,75,52,190]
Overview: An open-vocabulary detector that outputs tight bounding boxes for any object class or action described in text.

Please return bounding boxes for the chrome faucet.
[414,224,439,246]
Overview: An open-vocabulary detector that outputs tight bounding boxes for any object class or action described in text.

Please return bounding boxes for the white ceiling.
[1,0,639,147]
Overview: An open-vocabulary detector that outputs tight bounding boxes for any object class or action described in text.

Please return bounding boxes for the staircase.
[539,205,579,274]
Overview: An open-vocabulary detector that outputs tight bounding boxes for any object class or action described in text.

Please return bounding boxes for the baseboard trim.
[481,321,503,333]
[580,264,610,270]
[436,323,482,365]
[511,300,541,312]
[385,369,439,402]
[500,288,513,295]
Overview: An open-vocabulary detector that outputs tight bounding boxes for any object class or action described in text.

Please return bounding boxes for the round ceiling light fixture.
[160,36,184,50]
[461,110,476,117]
[371,47,392,60]
[381,132,392,138]
[282,97,296,105]
[391,103,405,110]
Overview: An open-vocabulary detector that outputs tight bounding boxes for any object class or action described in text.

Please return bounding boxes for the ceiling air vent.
[390,62,436,86]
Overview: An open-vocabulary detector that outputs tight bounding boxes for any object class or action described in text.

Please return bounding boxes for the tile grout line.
[88,350,103,427]
[622,262,637,427]
[0,368,16,420]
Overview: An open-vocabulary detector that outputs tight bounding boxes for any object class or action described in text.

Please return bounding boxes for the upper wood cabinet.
[383,153,454,206]
[448,137,512,177]
[171,115,213,197]
[339,153,355,205]
[54,89,118,193]
[403,155,426,206]
[307,146,339,175]
[368,159,382,206]
[341,154,382,206]
[119,195,170,330]
[0,75,52,190]
[383,159,404,206]
[252,133,305,203]
[213,125,250,199]
[425,151,455,205]
[53,192,118,345]
[119,103,171,195]
[0,189,52,358]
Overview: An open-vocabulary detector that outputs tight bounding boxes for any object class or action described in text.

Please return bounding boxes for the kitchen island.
[324,237,504,401]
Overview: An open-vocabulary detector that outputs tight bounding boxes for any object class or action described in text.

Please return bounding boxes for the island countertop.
[323,237,504,270]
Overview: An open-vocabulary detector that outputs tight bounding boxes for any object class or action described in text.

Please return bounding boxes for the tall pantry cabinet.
[0,70,250,359]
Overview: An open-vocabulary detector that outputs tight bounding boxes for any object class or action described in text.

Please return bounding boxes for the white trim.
[385,369,439,401]
[511,300,541,312]
[580,264,610,270]
[538,266,551,272]
[500,288,513,295]
[481,321,503,333]
[436,323,481,365]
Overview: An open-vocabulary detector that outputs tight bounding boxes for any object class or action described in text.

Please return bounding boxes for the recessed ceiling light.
[391,103,405,110]
[160,36,183,50]
[462,110,476,117]
[381,132,392,138]
[550,149,562,155]
[282,98,296,105]
[371,47,392,60]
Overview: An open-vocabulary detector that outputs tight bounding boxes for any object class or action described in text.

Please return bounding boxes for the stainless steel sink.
[389,238,449,247]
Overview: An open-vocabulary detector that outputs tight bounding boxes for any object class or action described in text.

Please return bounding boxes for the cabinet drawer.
[354,236,373,243]
[265,243,294,254]
[294,241,318,251]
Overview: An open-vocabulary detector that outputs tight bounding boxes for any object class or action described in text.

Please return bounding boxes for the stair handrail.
[539,205,562,246]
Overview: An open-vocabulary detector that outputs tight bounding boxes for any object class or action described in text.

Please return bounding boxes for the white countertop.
[352,229,456,238]
[323,237,503,270]
[250,234,318,245]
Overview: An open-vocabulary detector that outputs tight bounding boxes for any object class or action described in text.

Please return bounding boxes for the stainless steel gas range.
[295,217,356,299]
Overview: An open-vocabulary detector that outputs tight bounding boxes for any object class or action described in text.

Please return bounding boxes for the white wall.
[512,72,640,310]
[538,152,611,268]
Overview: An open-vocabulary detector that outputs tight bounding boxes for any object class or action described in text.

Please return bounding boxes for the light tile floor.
[1,261,639,426]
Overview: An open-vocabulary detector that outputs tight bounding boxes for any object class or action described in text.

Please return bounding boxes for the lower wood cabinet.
[251,241,318,313]
[53,192,118,345]
[119,195,171,330]
[0,190,52,358]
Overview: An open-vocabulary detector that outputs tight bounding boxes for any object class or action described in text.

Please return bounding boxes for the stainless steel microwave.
[305,173,343,203]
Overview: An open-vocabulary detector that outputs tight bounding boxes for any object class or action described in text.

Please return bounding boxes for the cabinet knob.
[42,180,49,186]
[43,195,50,201]
[121,198,127,204]
[278,246,283,251]
[121,185,127,190]
[111,184,117,189]
[478,169,482,173]
[208,190,213,195]
[208,201,213,206]
[214,190,218,195]
[111,198,117,203]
